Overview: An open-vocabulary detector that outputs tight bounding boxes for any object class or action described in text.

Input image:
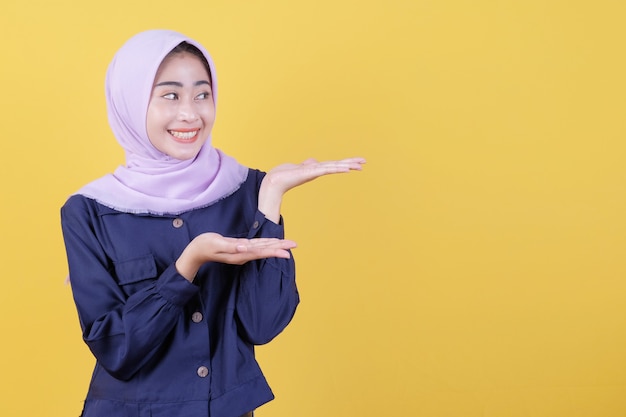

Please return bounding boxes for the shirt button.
[252,220,259,229]
[191,312,203,323]
[197,366,209,378]
[173,218,184,228]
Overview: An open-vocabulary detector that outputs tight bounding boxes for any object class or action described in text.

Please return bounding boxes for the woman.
[61,29,364,417]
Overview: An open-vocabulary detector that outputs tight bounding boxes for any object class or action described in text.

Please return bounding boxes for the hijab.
[75,29,248,215]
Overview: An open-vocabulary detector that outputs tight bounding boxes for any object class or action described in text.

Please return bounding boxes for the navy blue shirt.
[61,169,299,417]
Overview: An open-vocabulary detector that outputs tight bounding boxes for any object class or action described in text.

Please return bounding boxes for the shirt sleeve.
[236,210,300,345]
[60,197,199,381]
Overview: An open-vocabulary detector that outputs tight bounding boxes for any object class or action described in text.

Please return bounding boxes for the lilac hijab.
[75,30,248,215]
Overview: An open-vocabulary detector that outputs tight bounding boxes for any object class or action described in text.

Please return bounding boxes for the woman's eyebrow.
[154,81,183,87]
[154,80,211,87]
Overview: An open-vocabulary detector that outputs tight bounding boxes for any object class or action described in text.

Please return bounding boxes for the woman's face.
[146,52,215,160]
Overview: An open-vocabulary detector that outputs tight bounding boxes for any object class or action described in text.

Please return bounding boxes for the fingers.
[235,238,297,252]
[336,157,367,164]
[339,157,367,170]
[307,158,366,176]
[300,157,365,166]
[230,238,297,262]
[307,157,366,171]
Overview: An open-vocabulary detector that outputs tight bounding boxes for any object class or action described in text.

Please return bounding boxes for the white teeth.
[169,130,198,140]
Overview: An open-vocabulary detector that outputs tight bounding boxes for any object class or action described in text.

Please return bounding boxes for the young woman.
[61,29,364,417]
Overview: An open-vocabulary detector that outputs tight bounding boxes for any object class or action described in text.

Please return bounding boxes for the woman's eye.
[162,93,177,100]
[196,92,211,100]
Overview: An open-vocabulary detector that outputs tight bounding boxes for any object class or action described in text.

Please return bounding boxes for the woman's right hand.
[175,232,297,282]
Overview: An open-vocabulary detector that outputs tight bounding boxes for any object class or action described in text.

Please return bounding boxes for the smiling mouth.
[169,130,199,141]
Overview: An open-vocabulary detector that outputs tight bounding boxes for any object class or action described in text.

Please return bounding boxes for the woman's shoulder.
[61,194,92,213]
[229,167,265,195]
[246,167,266,182]
[61,194,118,219]
[198,168,264,215]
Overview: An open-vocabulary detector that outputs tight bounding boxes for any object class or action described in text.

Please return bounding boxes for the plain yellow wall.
[1,0,626,416]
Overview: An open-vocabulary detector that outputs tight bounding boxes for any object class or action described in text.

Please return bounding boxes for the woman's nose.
[177,102,198,121]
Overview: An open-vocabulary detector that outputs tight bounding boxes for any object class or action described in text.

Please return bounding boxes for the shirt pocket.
[114,254,158,296]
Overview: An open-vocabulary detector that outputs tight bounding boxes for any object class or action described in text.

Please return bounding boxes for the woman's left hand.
[258,157,366,222]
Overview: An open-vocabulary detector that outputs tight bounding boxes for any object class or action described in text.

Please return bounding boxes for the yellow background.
[1,0,626,416]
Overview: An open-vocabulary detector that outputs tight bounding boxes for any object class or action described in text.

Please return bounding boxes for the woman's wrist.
[175,244,201,282]
[258,179,284,223]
